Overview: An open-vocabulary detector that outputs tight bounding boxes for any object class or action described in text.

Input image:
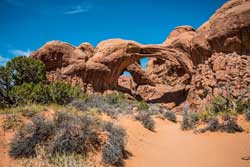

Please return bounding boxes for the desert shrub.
[49,112,101,155]
[103,123,126,149]
[220,115,243,133]
[163,110,177,123]
[196,117,219,133]
[0,66,14,108]
[207,88,250,115]
[209,95,229,114]
[9,83,34,105]
[147,104,166,116]
[31,83,51,104]
[21,146,90,167]
[9,111,103,159]
[235,100,249,114]
[70,97,118,119]
[105,93,125,105]
[70,94,137,118]
[48,82,76,105]
[137,101,149,111]
[9,82,82,106]
[9,116,55,158]
[135,111,155,131]
[50,153,90,167]
[69,99,89,111]
[181,106,191,130]
[2,114,23,131]
[189,112,200,125]
[0,104,45,116]
[102,143,124,166]
[102,123,126,166]
[198,115,243,133]
[205,117,220,132]
[245,110,250,122]
[199,111,214,122]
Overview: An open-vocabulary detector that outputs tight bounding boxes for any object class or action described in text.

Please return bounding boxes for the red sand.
[0,115,250,167]
[120,117,250,167]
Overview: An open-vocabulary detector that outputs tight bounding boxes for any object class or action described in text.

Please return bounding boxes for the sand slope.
[121,117,250,167]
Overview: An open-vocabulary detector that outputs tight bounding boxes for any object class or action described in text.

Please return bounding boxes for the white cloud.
[64,5,91,15]
[9,49,32,56]
[0,55,10,66]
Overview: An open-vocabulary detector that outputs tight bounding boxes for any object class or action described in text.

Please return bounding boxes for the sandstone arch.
[31,39,192,93]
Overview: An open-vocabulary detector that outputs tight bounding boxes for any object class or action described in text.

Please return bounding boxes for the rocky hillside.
[31,0,250,112]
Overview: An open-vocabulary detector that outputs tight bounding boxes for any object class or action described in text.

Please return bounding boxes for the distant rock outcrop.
[31,0,250,111]
[187,52,250,111]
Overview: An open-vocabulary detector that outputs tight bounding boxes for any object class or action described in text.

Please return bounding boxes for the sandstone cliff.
[31,0,250,111]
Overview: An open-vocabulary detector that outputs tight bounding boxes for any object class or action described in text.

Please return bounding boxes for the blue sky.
[0,0,227,66]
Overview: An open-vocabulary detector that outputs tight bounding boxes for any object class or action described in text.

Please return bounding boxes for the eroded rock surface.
[31,0,250,111]
[187,52,250,111]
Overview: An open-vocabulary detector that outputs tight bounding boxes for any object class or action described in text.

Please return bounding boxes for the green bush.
[0,66,13,108]
[207,90,250,115]
[6,56,46,85]
[0,56,46,108]
[137,101,149,111]
[10,83,34,105]
[28,83,50,104]
[9,81,84,106]
[49,82,77,105]
[209,95,228,114]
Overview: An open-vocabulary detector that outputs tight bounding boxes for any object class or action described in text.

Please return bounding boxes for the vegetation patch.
[2,114,23,131]
[102,122,126,166]
[135,111,155,131]
[8,110,127,166]
[163,110,177,123]
[245,110,250,122]
[197,115,243,133]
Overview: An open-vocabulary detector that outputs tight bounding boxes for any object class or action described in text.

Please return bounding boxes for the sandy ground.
[0,114,250,167]
[0,120,17,167]
[121,117,250,167]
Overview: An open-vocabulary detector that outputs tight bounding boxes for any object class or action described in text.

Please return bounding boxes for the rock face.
[31,0,250,111]
[32,39,184,92]
[187,52,250,111]
[191,0,250,65]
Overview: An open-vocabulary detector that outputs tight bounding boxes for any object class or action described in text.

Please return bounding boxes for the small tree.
[0,66,13,107]
[0,56,46,108]
[6,56,46,85]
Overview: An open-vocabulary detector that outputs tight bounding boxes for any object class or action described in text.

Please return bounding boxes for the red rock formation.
[191,0,250,65]
[31,0,250,111]
[187,52,250,111]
